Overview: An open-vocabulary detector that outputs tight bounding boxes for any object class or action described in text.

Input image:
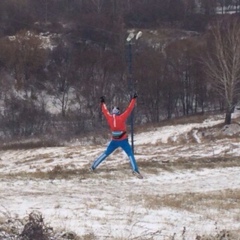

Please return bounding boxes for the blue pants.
[91,138,139,172]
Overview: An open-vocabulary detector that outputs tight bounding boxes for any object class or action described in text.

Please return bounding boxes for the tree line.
[1,0,240,35]
[0,0,240,141]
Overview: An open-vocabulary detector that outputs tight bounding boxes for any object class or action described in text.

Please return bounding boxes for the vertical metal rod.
[130,108,134,153]
[127,42,134,153]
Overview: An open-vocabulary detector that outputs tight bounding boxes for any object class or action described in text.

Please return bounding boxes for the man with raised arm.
[90,94,142,179]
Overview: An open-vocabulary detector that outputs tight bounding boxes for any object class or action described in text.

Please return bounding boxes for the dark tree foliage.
[0,0,239,139]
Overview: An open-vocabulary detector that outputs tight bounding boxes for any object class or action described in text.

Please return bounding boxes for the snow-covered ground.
[0,113,240,239]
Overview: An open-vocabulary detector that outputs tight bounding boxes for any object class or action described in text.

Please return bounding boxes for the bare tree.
[203,17,240,124]
[91,0,104,14]
[136,47,167,122]
[0,30,46,96]
[200,0,218,16]
[47,43,76,117]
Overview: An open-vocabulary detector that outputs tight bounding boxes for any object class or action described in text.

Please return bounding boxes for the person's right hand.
[100,96,105,103]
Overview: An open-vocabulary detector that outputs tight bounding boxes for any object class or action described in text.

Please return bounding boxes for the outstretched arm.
[100,96,111,118]
[121,93,137,119]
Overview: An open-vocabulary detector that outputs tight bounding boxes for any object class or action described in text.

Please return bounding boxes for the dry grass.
[1,155,240,181]
[138,156,240,173]
[0,211,84,240]
[0,165,87,180]
[136,113,212,134]
[0,138,63,150]
[143,189,240,212]
[141,189,240,239]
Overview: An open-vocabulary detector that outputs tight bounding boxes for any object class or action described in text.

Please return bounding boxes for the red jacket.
[101,98,136,140]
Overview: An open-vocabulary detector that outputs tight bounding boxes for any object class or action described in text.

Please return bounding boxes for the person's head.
[112,106,120,115]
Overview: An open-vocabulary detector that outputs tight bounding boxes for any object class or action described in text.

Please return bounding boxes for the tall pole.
[126,31,142,154]
[127,40,134,153]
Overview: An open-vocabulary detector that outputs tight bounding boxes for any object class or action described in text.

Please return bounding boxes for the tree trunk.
[224,111,232,125]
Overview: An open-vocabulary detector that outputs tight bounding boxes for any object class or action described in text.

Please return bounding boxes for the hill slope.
[0,114,240,239]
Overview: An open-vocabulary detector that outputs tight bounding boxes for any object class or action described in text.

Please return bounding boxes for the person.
[90,93,143,178]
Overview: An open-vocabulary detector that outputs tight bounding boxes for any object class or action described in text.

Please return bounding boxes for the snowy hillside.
[0,113,240,239]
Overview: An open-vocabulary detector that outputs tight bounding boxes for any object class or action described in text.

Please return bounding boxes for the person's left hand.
[133,93,138,99]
